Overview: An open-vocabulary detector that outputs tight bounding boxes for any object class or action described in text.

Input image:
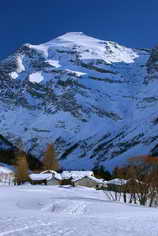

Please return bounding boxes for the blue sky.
[0,0,158,59]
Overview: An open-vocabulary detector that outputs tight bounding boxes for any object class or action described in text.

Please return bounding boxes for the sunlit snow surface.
[0,185,158,236]
[29,72,44,83]
[36,32,139,63]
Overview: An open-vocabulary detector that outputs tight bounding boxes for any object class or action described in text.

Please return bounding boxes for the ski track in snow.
[1,185,158,235]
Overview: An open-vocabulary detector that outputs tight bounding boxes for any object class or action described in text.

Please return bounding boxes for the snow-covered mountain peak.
[53,32,87,41]
[23,32,139,64]
[47,32,139,63]
[51,32,103,46]
[0,33,158,170]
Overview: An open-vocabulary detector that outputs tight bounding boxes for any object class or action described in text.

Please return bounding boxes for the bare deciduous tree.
[103,154,158,207]
[110,155,158,207]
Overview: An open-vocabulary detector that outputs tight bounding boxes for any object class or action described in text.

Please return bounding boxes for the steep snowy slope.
[0,32,157,170]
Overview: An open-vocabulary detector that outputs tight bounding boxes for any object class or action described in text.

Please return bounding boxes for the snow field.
[0,185,158,235]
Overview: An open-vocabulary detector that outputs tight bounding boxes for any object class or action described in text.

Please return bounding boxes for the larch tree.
[15,150,29,184]
[43,144,59,171]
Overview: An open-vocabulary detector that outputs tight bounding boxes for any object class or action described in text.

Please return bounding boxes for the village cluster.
[1,144,158,208]
[0,165,130,198]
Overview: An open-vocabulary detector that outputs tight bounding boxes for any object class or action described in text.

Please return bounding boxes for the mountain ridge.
[0,32,158,170]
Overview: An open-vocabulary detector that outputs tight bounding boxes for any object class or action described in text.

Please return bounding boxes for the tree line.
[15,143,59,184]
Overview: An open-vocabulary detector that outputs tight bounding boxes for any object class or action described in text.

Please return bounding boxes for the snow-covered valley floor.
[0,185,158,236]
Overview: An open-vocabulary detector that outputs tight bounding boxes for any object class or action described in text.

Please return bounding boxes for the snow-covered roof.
[107,178,127,186]
[61,171,94,181]
[34,170,104,184]
[87,176,107,184]
[29,173,52,181]
[74,175,107,184]
[40,170,62,180]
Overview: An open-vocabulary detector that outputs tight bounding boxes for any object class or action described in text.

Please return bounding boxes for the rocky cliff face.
[0,32,158,170]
